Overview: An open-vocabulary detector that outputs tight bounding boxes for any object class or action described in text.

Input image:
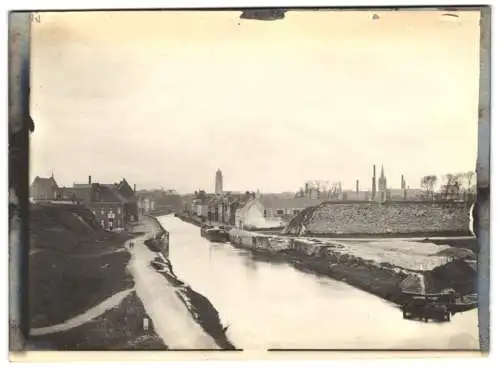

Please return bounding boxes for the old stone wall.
[285,201,471,236]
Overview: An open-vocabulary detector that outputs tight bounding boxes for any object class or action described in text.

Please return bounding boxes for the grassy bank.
[29,291,166,350]
[30,249,135,328]
[29,203,165,349]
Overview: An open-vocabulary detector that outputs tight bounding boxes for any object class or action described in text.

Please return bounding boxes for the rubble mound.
[423,259,477,295]
[283,206,318,235]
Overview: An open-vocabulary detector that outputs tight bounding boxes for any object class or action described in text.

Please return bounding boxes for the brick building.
[60,176,138,230]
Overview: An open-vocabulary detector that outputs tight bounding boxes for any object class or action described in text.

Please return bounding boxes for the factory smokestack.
[356,180,359,194]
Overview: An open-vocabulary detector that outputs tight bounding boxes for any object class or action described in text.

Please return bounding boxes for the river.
[158,215,479,351]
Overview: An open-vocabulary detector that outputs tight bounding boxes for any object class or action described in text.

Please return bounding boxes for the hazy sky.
[30,10,480,194]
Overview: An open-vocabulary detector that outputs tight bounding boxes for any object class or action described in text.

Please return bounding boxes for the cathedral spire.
[378,165,387,202]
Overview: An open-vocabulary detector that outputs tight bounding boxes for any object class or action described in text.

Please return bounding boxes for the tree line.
[420,171,476,200]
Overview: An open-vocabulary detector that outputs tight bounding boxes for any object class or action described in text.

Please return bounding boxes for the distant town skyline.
[33,164,476,197]
[30,11,479,194]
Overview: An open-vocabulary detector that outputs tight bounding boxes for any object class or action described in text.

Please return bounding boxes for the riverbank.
[158,215,480,350]
[29,203,166,350]
[228,231,477,313]
[132,215,236,350]
[178,210,478,314]
[168,213,478,314]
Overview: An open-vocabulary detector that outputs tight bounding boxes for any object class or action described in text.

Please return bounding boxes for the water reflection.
[158,215,479,351]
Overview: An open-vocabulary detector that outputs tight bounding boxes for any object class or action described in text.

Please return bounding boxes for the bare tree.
[441,173,463,200]
[420,175,437,199]
[465,171,475,192]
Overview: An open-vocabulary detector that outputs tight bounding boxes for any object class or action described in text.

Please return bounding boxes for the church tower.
[215,169,223,195]
[378,165,387,201]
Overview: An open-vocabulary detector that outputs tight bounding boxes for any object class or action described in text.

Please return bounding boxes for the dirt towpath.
[127,219,219,349]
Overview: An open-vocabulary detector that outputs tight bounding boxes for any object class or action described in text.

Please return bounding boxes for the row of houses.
[188,192,328,230]
[188,187,455,231]
[30,175,139,231]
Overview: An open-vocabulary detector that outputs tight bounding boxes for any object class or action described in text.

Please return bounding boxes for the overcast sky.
[30,10,480,194]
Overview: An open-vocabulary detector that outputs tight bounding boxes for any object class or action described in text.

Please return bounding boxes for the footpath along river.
[158,215,479,351]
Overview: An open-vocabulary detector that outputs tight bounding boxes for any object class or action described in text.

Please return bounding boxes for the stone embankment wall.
[229,229,290,252]
[143,216,169,256]
[227,228,477,302]
[284,201,472,236]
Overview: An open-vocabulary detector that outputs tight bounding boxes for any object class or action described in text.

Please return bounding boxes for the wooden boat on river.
[204,227,230,243]
[400,291,454,322]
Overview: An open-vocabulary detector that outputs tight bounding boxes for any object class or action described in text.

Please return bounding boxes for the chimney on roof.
[134,184,136,193]
[88,175,91,185]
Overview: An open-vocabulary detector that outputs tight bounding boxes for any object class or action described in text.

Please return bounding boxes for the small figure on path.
[129,241,135,249]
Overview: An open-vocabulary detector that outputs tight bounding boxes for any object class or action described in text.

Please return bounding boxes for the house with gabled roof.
[30,175,60,201]
[235,194,323,230]
[59,175,138,230]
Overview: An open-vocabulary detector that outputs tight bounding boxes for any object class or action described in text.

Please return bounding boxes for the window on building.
[101,209,105,215]
[276,209,284,216]
[117,208,121,214]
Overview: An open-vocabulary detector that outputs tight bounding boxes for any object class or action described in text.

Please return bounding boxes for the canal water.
[158,215,479,351]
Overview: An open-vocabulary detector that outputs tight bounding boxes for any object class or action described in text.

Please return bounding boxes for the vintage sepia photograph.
[8,7,490,356]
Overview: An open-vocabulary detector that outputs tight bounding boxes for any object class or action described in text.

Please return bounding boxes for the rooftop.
[32,176,58,189]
